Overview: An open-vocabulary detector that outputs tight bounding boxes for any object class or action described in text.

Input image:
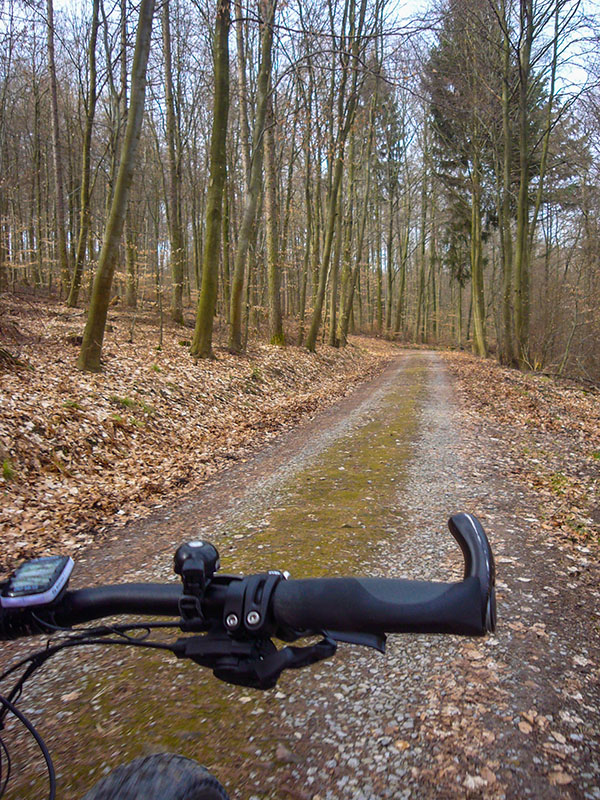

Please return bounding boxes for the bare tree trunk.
[163,0,185,324]
[47,0,70,295]
[376,203,383,334]
[338,102,375,346]
[67,0,100,307]
[337,129,356,344]
[234,0,251,192]
[328,187,344,345]
[499,0,516,365]
[125,215,137,307]
[264,92,284,345]
[385,206,394,333]
[306,0,368,352]
[78,0,156,371]
[228,0,276,353]
[471,151,487,357]
[514,0,533,366]
[415,123,428,343]
[221,166,231,319]
[191,0,230,358]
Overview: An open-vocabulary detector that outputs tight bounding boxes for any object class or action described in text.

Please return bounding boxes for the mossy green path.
[11,355,431,800]
[217,359,426,579]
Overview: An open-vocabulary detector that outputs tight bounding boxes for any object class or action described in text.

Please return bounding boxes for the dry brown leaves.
[0,296,397,575]
[442,351,600,549]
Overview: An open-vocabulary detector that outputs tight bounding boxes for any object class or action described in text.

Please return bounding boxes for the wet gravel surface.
[2,351,599,799]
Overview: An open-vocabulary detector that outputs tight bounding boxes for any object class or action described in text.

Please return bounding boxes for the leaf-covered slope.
[443,352,600,548]
[0,298,395,573]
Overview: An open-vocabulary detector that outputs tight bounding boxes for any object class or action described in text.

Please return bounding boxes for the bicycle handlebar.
[0,514,495,642]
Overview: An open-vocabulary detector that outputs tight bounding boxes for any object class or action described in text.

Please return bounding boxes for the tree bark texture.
[47,0,71,295]
[228,0,276,353]
[67,0,100,307]
[78,0,156,372]
[191,0,231,358]
[163,0,186,324]
[264,92,284,345]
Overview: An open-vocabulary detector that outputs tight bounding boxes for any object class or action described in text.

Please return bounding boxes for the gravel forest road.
[5,351,600,800]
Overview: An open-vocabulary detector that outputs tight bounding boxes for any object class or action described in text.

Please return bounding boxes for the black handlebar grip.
[272,575,487,636]
[448,513,496,632]
[273,514,496,637]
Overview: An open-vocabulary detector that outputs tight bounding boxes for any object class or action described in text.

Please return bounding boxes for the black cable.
[0,622,179,685]
[30,613,72,633]
[0,657,46,727]
[0,636,177,729]
[48,637,176,653]
[0,733,11,797]
[0,694,55,800]
[80,621,180,642]
[29,615,180,639]
[2,637,176,687]
[0,653,49,685]
[0,634,179,798]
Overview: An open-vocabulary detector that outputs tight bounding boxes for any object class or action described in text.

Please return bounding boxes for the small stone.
[394,739,410,751]
[275,743,297,763]
[481,766,497,784]
[518,721,533,734]
[464,774,487,790]
[548,770,573,786]
[60,691,81,702]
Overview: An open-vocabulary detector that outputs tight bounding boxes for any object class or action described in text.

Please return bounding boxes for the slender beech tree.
[67,0,100,307]
[163,0,186,323]
[78,0,156,371]
[228,0,276,353]
[47,0,70,294]
[338,99,375,345]
[498,0,516,365]
[305,0,369,352]
[191,0,231,358]
[513,0,534,366]
[264,91,285,344]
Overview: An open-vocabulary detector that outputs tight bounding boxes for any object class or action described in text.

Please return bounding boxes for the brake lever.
[325,630,386,652]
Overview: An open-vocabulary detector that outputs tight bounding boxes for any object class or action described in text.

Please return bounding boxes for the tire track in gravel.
[3,352,599,800]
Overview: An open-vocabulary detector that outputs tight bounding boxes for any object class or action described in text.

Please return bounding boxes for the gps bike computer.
[0,556,74,608]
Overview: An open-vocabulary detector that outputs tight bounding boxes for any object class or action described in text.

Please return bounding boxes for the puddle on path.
[10,356,431,800]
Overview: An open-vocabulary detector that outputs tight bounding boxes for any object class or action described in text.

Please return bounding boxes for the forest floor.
[0,294,395,576]
[1,295,598,577]
[442,353,600,550]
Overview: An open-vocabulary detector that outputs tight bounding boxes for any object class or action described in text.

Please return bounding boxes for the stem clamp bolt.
[246,611,261,626]
[225,613,239,629]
